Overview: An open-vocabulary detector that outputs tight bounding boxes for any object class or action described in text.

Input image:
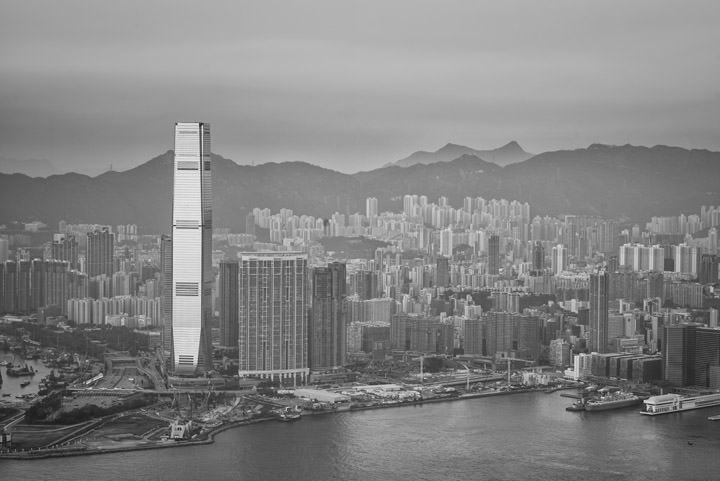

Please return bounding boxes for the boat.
[641,393,720,416]
[6,363,35,377]
[277,406,302,422]
[585,392,643,412]
[20,380,31,388]
[565,400,585,412]
[708,414,720,421]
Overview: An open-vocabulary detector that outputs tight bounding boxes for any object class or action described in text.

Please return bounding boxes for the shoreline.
[0,387,556,460]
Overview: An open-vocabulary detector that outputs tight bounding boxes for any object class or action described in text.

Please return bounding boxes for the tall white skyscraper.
[171,122,212,375]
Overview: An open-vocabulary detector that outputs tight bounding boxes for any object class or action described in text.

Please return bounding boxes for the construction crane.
[456,361,471,391]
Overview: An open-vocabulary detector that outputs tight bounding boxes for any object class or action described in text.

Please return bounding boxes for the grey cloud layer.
[1,0,718,174]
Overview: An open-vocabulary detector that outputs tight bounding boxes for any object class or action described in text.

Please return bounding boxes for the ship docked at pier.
[565,386,643,412]
[641,393,720,416]
[584,391,643,412]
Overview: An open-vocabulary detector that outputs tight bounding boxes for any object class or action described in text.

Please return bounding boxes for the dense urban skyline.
[2,2,720,475]
[2,1,720,175]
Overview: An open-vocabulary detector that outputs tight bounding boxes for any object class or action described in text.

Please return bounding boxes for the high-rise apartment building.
[435,256,450,287]
[699,254,719,285]
[308,262,346,371]
[52,234,79,270]
[390,314,454,354]
[160,235,172,355]
[674,243,701,276]
[171,122,213,375]
[663,323,697,386]
[531,241,544,271]
[365,197,378,221]
[0,238,8,263]
[86,228,115,277]
[238,252,309,383]
[551,244,567,275]
[694,327,720,388]
[1,261,17,313]
[488,235,500,275]
[618,243,664,272]
[439,228,453,257]
[219,260,239,348]
[589,267,609,353]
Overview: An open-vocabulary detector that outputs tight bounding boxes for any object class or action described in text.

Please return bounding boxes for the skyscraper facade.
[663,324,697,386]
[86,228,115,277]
[531,241,544,271]
[171,122,213,375]
[674,243,701,276]
[238,252,309,383]
[699,254,719,285]
[309,262,346,371]
[160,234,172,355]
[551,244,567,275]
[365,197,378,221]
[488,234,500,275]
[589,267,609,353]
[52,234,79,270]
[219,260,239,348]
[435,256,450,287]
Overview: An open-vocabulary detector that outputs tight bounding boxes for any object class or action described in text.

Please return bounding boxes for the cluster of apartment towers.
[167,123,342,382]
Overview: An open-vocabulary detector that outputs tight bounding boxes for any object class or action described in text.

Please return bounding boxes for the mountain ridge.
[386,141,533,168]
[1,143,718,232]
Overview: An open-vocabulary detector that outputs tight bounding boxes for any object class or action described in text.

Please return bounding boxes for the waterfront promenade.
[0,386,553,460]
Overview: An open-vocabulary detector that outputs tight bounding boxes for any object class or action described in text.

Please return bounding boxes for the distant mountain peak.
[499,140,523,151]
[438,142,466,150]
[389,141,533,168]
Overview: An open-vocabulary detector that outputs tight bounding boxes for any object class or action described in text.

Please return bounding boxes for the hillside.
[1,144,718,232]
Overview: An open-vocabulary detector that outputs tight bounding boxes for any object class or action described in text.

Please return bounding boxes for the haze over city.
[4,2,720,479]
[2,0,719,175]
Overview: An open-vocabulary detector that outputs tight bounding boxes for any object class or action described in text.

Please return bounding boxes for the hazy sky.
[1,0,719,175]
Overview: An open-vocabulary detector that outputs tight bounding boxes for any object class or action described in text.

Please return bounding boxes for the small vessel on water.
[641,393,720,416]
[277,406,302,422]
[565,400,585,412]
[6,362,35,377]
[20,380,31,388]
[707,414,720,421]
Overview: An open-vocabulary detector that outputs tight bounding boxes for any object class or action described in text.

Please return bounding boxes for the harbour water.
[0,352,52,400]
[3,390,720,481]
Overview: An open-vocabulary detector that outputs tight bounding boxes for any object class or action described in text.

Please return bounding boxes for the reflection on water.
[3,391,720,481]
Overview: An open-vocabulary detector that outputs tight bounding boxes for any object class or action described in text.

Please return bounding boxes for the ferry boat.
[585,392,642,412]
[276,407,302,422]
[565,400,585,412]
[641,393,720,416]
